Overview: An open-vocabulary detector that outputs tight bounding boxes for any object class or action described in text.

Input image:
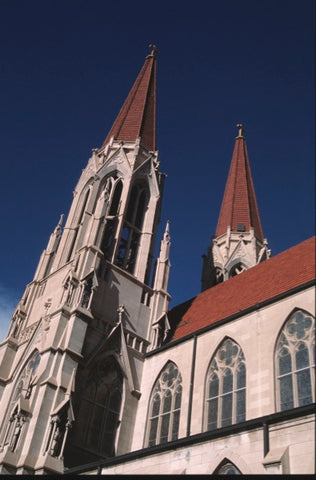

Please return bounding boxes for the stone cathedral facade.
[0,48,315,475]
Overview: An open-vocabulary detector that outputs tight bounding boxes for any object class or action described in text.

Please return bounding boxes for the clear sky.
[0,0,314,340]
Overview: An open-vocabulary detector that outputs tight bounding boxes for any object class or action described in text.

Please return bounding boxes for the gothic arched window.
[67,188,90,262]
[71,356,122,458]
[12,350,41,402]
[275,309,315,411]
[146,362,182,447]
[205,338,246,430]
[1,351,41,450]
[116,182,148,274]
[100,177,123,261]
[214,460,242,474]
[229,262,247,278]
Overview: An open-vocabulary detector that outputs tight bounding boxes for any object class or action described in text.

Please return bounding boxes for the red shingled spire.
[101,45,157,151]
[216,125,264,241]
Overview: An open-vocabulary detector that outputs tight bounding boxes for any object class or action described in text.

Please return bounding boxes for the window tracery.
[205,338,246,430]
[71,356,123,457]
[214,460,242,474]
[229,262,246,278]
[1,351,40,451]
[100,177,123,261]
[275,309,315,411]
[116,183,148,274]
[146,362,182,447]
[12,350,41,402]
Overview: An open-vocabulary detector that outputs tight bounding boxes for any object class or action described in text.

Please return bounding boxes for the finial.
[148,44,158,57]
[58,214,64,227]
[236,124,245,138]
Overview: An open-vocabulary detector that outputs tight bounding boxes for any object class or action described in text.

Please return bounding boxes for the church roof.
[101,47,157,151]
[216,126,264,241]
[168,236,315,342]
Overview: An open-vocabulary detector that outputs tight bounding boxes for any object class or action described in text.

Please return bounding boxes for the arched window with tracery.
[214,459,242,474]
[275,309,315,411]
[100,177,123,261]
[146,362,182,447]
[116,182,148,274]
[205,338,246,431]
[68,355,123,462]
[1,350,41,450]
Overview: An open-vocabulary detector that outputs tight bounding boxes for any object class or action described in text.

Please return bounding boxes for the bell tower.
[0,46,171,474]
[201,125,270,291]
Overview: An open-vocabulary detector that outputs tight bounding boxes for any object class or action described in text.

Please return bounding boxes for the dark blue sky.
[0,0,314,339]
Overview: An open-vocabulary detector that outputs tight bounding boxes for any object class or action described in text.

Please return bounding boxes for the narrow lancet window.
[67,188,90,262]
[100,178,123,261]
[116,183,148,274]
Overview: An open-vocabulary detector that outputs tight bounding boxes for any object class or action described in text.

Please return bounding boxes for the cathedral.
[0,47,314,475]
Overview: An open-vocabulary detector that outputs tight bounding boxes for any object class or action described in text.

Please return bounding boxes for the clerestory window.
[205,338,246,430]
[275,309,315,411]
[146,362,182,447]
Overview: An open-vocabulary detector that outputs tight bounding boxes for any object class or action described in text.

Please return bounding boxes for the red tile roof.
[216,135,264,241]
[169,237,315,342]
[101,53,156,151]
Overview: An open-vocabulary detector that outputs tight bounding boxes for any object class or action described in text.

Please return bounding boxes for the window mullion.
[168,388,176,441]
[218,370,223,428]
[156,392,163,446]
[232,366,237,424]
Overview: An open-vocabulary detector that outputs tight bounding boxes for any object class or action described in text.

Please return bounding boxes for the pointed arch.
[228,261,248,278]
[275,308,315,411]
[0,349,41,449]
[213,458,242,474]
[116,181,149,274]
[64,353,123,467]
[145,361,182,447]
[206,448,254,475]
[66,186,91,262]
[11,349,41,404]
[99,176,123,261]
[204,337,246,431]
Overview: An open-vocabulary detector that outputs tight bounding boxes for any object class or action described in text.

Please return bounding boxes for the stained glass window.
[276,310,315,411]
[146,362,182,447]
[73,356,123,457]
[205,338,246,430]
[215,461,242,474]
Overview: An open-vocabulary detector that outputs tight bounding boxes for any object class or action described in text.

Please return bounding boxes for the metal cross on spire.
[148,44,158,57]
[237,123,245,138]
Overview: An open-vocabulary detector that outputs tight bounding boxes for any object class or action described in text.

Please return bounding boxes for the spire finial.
[236,123,245,138]
[148,44,158,57]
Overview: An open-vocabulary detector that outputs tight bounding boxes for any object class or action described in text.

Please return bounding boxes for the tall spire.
[101,45,157,151]
[216,124,264,241]
[201,125,270,291]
